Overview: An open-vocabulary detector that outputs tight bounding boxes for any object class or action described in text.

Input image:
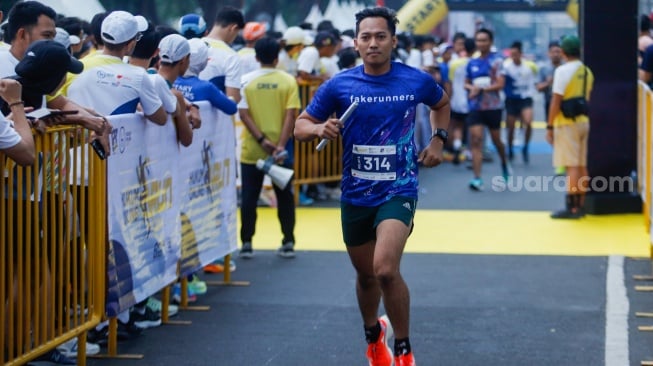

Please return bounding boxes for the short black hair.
[57,16,83,37]
[642,15,651,32]
[155,25,180,39]
[475,28,494,42]
[214,6,244,29]
[337,47,358,69]
[6,1,57,43]
[342,29,355,38]
[510,40,522,52]
[255,37,279,65]
[355,7,398,36]
[548,40,561,49]
[131,22,161,60]
[90,11,108,46]
[453,32,466,42]
[464,37,476,54]
[299,22,312,31]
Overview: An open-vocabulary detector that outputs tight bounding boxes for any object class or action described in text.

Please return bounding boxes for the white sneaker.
[146,296,178,317]
[57,337,101,357]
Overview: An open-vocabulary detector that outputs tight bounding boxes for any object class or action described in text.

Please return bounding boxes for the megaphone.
[256,151,294,190]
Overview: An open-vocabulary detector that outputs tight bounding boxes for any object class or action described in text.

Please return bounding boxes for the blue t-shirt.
[173,76,237,115]
[306,62,444,206]
[466,52,504,111]
[439,62,449,85]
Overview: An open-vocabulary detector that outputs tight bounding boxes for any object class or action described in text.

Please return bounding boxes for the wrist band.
[257,134,266,144]
[546,125,553,130]
[9,101,24,108]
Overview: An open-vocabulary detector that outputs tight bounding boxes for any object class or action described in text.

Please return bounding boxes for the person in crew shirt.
[173,38,237,115]
[238,37,300,259]
[199,6,244,103]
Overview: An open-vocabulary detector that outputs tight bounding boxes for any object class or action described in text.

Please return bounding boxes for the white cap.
[54,27,79,50]
[101,10,148,45]
[282,26,305,46]
[159,34,191,63]
[187,38,209,75]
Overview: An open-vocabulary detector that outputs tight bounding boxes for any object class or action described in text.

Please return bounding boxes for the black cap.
[314,31,337,48]
[15,40,84,94]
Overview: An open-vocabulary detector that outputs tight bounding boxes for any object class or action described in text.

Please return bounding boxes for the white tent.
[304,4,324,26]
[38,0,106,21]
[273,13,288,32]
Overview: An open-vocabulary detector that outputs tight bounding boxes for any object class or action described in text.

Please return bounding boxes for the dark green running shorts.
[341,196,416,247]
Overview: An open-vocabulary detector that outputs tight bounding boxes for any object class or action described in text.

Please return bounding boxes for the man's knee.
[374,265,400,288]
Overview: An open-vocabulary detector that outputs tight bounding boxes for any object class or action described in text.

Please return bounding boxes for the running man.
[294,7,450,366]
[465,28,510,191]
[501,41,538,163]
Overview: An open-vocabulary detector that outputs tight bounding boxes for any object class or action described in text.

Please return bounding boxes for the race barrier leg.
[205,254,250,287]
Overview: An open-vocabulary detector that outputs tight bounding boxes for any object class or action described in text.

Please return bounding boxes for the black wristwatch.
[431,128,448,144]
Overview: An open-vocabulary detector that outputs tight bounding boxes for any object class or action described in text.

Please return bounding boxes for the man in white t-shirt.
[501,41,538,163]
[0,79,34,166]
[0,1,109,145]
[277,26,305,77]
[199,6,244,103]
[296,31,338,83]
[238,22,265,75]
[128,23,177,117]
[62,11,166,124]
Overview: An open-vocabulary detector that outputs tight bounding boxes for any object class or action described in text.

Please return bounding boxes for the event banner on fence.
[106,114,181,316]
[178,102,238,277]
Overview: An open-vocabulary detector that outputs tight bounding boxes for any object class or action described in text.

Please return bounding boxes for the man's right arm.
[0,79,34,166]
[294,111,342,142]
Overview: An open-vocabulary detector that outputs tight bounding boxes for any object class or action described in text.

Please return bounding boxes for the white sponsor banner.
[178,102,238,276]
[106,114,181,316]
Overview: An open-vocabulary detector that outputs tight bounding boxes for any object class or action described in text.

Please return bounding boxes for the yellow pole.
[396,0,449,35]
[567,0,579,23]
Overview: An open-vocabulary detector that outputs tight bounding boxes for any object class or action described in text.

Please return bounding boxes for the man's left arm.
[47,95,107,133]
[47,94,112,157]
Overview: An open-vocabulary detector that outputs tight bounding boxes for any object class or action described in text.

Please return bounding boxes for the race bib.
[351,144,397,181]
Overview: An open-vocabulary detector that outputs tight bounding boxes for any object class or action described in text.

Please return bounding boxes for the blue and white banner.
[178,102,238,276]
[106,114,181,316]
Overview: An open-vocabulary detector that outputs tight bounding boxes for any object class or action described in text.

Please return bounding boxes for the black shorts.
[341,196,416,247]
[467,110,503,130]
[450,111,468,123]
[505,98,533,116]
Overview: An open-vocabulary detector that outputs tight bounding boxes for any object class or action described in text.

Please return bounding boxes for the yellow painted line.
[244,208,650,257]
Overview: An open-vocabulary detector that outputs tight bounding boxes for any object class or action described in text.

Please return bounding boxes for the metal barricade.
[293,81,343,204]
[1,126,105,366]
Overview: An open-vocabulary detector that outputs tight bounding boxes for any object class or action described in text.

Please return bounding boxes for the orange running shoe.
[365,315,394,366]
[203,263,225,273]
[394,352,416,366]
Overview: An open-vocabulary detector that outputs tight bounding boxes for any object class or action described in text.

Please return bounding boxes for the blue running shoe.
[469,178,484,191]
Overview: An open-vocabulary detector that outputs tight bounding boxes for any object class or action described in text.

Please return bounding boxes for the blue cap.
[179,14,206,38]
